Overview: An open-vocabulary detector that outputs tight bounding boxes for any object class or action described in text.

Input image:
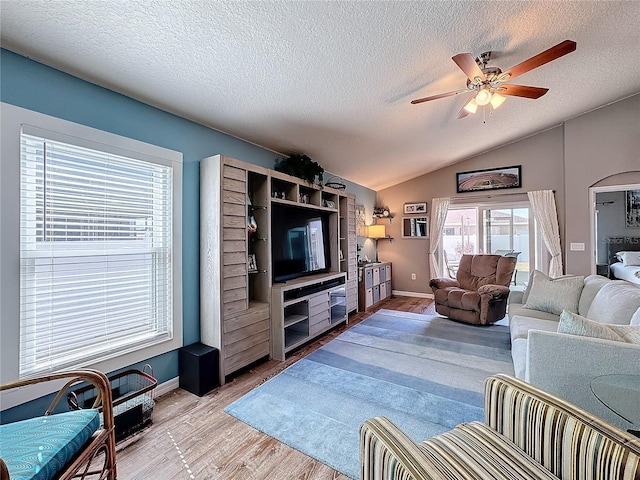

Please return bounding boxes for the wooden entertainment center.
[200,155,357,384]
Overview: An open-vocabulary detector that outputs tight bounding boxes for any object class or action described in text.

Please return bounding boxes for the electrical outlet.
[411,273,416,280]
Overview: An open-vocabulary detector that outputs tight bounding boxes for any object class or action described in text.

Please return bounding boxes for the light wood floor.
[116,296,435,480]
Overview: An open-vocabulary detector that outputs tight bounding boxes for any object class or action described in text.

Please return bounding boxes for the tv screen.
[272,203,331,282]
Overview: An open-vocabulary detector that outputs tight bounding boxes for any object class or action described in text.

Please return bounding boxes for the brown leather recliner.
[429,254,516,325]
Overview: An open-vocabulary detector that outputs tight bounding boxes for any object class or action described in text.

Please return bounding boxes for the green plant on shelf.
[274,153,324,186]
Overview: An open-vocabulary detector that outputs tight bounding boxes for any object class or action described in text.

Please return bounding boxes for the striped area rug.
[224,309,514,479]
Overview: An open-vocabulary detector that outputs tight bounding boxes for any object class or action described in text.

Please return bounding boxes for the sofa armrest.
[360,417,443,480]
[508,290,524,304]
[485,374,640,478]
[429,277,459,290]
[526,330,640,431]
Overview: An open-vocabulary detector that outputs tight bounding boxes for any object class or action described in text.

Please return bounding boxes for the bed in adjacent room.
[606,237,640,285]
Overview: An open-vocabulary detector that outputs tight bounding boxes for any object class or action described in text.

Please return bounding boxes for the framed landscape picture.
[456,165,522,193]
[626,190,640,228]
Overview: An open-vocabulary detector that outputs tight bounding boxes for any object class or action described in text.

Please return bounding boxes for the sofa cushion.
[0,409,100,480]
[523,270,584,315]
[509,315,559,342]
[577,274,611,316]
[418,421,559,479]
[587,280,640,325]
[508,303,561,322]
[558,310,640,344]
[510,338,528,380]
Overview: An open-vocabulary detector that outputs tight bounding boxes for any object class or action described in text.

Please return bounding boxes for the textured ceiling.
[2,1,639,190]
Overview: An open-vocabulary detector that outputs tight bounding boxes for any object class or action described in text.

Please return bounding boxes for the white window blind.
[20,131,174,377]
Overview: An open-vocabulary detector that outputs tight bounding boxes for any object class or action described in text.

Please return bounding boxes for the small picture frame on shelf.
[404,202,427,214]
[247,254,258,273]
[324,200,336,209]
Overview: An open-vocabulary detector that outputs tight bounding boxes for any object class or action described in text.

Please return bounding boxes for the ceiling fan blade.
[452,53,486,83]
[411,89,469,104]
[499,84,549,99]
[503,40,576,81]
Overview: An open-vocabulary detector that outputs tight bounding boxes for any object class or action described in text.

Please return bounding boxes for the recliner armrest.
[429,277,459,289]
[477,283,510,299]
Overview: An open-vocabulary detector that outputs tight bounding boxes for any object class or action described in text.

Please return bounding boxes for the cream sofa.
[508,273,640,431]
[361,374,640,480]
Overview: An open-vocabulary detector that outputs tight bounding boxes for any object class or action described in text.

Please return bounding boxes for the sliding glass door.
[441,203,533,286]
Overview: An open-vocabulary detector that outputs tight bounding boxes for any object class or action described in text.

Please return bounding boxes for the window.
[19,128,176,376]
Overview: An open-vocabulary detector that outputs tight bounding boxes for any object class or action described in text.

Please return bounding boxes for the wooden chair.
[0,369,117,480]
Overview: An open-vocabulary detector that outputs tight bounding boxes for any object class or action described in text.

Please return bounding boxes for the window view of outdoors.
[442,207,530,286]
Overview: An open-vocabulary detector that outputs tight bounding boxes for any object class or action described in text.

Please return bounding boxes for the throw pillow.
[617,251,640,267]
[523,270,584,315]
[587,281,640,325]
[558,310,640,344]
[578,274,611,316]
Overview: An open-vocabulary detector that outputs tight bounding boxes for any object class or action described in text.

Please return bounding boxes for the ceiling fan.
[411,40,577,118]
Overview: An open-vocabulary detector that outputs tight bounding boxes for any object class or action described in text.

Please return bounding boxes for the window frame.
[1,103,183,409]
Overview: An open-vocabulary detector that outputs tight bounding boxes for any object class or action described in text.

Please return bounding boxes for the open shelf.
[284,314,309,328]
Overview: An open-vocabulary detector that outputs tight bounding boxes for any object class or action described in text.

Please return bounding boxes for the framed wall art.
[404,202,427,214]
[456,165,522,193]
[402,217,429,238]
[626,189,640,228]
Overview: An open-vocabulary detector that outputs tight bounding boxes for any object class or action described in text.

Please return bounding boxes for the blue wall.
[1,49,375,421]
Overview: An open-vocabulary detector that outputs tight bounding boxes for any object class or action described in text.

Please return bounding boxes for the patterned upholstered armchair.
[361,374,640,480]
[429,254,516,325]
[0,369,117,480]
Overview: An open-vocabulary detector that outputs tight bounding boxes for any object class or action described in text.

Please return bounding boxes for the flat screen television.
[271,203,331,282]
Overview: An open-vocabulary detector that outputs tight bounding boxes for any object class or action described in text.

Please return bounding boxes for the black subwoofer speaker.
[179,343,219,396]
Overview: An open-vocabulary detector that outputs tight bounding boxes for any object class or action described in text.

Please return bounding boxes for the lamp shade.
[475,88,492,106]
[367,224,386,239]
[490,93,506,109]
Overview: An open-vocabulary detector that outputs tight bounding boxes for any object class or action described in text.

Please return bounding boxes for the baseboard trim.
[155,376,179,398]
[392,290,434,299]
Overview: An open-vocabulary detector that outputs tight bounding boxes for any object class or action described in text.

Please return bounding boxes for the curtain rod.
[450,189,555,201]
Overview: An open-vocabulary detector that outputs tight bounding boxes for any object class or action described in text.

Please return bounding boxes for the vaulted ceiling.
[2,1,639,190]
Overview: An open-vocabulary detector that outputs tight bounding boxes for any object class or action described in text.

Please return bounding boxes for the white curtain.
[429,197,450,278]
[528,190,563,277]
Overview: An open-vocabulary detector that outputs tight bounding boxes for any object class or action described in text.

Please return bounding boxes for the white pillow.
[617,251,640,267]
[558,310,640,344]
[523,270,584,315]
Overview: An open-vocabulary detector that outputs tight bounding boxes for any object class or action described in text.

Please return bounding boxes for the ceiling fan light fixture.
[490,93,506,109]
[463,97,478,114]
[475,88,492,106]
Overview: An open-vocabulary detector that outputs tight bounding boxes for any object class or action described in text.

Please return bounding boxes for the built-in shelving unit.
[358,262,392,311]
[201,155,359,381]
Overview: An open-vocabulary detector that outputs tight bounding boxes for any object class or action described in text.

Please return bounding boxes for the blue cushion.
[0,409,100,480]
